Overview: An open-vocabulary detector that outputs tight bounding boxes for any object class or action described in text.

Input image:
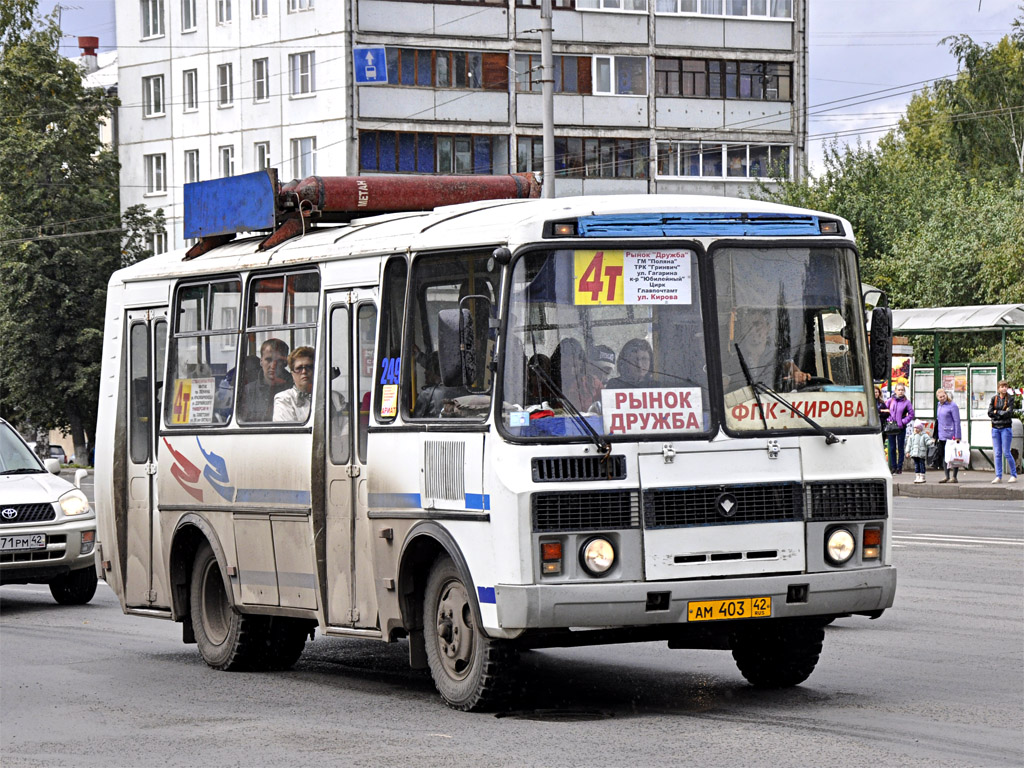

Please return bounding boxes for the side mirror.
[44,458,61,475]
[437,308,476,387]
[869,306,893,382]
[74,468,89,489]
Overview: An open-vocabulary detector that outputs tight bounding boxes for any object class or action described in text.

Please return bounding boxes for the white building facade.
[117,0,807,250]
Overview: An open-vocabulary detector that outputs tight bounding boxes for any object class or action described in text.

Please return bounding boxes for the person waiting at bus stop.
[934,387,962,484]
[239,337,290,422]
[885,383,915,474]
[988,379,1018,483]
[274,346,314,422]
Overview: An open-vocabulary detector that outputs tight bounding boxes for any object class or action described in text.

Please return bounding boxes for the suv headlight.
[59,489,91,517]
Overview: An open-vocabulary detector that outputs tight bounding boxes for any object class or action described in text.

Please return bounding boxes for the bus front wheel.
[731,620,825,688]
[423,556,517,711]
[190,542,266,671]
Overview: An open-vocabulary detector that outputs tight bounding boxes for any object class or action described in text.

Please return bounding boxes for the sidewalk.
[892,468,1024,501]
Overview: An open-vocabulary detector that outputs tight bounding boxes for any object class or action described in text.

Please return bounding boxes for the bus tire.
[49,567,98,605]
[731,620,824,688]
[190,542,264,671]
[423,556,516,711]
[259,618,309,671]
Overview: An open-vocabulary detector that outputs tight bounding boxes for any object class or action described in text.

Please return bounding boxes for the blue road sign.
[353,47,388,84]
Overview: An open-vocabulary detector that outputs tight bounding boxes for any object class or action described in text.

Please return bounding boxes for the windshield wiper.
[528,360,610,456]
[1,467,45,475]
[734,343,845,446]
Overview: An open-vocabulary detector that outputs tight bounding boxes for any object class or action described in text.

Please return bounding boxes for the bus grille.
[532,490,640,532]
[805,480,888,520]
[532,455,627,482]
[0,503,56,525]
[643,483,802,528]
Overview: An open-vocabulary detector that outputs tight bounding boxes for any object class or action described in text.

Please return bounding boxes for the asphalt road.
[1,497,1021,767]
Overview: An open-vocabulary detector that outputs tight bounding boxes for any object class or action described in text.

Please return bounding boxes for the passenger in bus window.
[240,338,290,422]
[723,309,809,392]
[606,338,654,389]
[274,346,314,422]
[551,338,604,412]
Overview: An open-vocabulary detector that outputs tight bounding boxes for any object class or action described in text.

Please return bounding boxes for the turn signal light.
[541,541,562,575]
[80,530,96,555]
[552,222,577,236]
[863,527,881,560]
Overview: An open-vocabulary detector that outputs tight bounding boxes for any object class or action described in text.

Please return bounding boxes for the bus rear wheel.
[731,620,825,688]
[190,542,294,671]
[423,556,516,711]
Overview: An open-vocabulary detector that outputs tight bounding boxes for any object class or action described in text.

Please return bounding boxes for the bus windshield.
[714,245,875,433]
[501,248,711,440]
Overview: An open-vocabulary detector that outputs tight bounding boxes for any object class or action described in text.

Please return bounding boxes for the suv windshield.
[714,245,875,433]
[502,248,710,440]
[0,423,44,474]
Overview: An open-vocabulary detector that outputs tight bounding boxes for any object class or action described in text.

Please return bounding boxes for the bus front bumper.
[494,566,896,630]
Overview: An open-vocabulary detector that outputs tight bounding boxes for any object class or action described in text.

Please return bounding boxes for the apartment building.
[117,0,806,250]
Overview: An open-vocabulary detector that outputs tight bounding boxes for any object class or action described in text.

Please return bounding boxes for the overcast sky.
[40,0,1023,173]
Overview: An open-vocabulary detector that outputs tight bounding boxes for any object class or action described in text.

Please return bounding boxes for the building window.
[184,149,199,184]
[383,48,509,91]
[217,64,234,106]
[656,141,790,178]
[140,0,164,38]
[181,0,197,30]
[290,137,316,178]
[288,0,314,11]
[145,153,166,194]
[576,0,648,10]
[656,0,791,16]
[254,142,271,170]
[593,56,647,96]
[517,136,648,179]
[655,58,791,101]
[142,75,165,117]
[253,58,269,102]
[359,131,510,175]
[289,52,315,96]
[149,230,168,255]
[252,0,268,16]
[514,54,591,94]
[220,145,235,177]
[216,0,233,24]
[515,0,575,7]
[183,69,198,111]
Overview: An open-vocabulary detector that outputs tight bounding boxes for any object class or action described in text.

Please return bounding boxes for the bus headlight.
[580,537,615,576]
[825,528,855,564]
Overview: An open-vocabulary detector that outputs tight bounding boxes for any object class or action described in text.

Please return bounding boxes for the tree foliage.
[754,14,1024,383]
[0,5,163,460]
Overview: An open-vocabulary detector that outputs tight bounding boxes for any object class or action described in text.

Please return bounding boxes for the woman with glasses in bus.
[273,346,315,422]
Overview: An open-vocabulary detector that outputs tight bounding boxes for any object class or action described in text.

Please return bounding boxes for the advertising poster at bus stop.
[970,365,999,420]
[941,367,968,412]
[912,367,934,417]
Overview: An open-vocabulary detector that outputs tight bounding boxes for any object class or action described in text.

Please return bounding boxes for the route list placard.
[574,250,692,306]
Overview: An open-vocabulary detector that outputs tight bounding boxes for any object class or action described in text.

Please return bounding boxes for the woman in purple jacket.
[934,388,962,483]
[886,383,915,473]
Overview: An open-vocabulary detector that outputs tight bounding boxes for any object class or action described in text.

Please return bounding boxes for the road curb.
[893,483,1023,501]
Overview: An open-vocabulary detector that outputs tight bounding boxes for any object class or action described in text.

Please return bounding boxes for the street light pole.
[540,0,555,198]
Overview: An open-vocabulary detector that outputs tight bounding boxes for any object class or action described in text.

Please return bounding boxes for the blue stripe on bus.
[235,488,311,505]
[477,586,496,604]
[367,492,422,509]
[576,213,822,238]
[464,493,491,511]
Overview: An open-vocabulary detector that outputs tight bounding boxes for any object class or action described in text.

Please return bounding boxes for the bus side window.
[374,257,407,423]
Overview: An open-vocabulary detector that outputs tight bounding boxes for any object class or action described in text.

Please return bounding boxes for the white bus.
[95,173,896,710]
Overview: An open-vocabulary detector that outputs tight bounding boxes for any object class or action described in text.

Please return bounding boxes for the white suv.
[0,418,98,604]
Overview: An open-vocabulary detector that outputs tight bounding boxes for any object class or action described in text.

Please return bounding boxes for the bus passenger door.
[124,307,168,608]
[325,291,378,627]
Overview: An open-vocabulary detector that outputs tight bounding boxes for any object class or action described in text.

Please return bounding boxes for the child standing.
[905,420,935,484]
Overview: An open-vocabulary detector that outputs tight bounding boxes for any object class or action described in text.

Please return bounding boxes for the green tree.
[0,6,163,462]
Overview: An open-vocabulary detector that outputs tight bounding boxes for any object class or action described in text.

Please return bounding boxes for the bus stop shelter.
[892,303,1024,469]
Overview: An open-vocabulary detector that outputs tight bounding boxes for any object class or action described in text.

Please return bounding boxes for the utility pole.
[540,0,555,198]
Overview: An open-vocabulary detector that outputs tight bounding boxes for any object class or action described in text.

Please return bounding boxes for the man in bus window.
[239,338,290,422]
[274,346,314,422]
[724,308,809,392]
